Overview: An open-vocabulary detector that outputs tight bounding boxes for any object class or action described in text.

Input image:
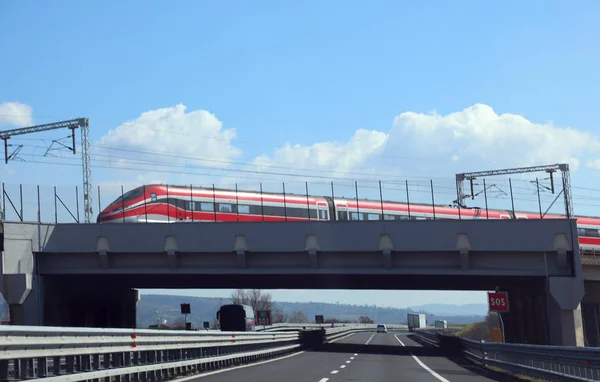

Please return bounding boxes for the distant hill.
[136,294,485,328]
[0,294,485,327]
[406,303,488,317]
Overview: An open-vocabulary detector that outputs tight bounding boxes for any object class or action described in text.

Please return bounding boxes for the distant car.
[376,324,387,333]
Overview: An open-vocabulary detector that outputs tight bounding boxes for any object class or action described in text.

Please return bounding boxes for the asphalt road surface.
[186,331,520,382]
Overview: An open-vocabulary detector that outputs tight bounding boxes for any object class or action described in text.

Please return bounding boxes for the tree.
[359,316,374,324]
[288,311,309,323]
[272,309,287,324]
[230,289,272,313]
[209,318,220,330]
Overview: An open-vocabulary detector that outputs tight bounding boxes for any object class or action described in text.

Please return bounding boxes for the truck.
[407,313,426,331]
[434,320,447,329]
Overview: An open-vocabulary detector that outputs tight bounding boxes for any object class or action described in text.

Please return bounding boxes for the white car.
[376,324,387,333]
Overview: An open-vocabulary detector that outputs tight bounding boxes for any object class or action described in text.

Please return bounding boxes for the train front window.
[109,187,143,206]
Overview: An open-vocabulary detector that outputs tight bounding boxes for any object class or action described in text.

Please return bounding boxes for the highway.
[187,331,519,382]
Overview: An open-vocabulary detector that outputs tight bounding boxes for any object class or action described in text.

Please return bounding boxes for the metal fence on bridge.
[0,176,572,225]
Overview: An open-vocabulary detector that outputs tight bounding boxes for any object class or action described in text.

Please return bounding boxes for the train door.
[316,202,329,220]
[336,202,349,221]
[187,201,196,221]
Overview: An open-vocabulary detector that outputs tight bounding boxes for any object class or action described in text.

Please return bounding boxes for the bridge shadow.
[314,341,447,357]
[405,334,521,382]
[307,333,520,382]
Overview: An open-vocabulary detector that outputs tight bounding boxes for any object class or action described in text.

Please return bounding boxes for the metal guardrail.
[0,324,377,381]
[412,329,600,382]
[256,323,407,332]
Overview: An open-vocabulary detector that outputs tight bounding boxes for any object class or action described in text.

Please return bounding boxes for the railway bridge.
[0,218,588,346]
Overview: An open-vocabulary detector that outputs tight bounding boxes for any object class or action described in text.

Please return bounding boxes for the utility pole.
[454,163,573,218]
[0,118,93,223]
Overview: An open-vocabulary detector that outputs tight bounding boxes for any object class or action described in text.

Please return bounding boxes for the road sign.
[490,327,503,342]
[180,303,191,315]
[256,310,271,326]
[488,291,509,312]
[315,315,324,324]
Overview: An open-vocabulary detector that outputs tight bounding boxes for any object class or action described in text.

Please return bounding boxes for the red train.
[97,184,600,253]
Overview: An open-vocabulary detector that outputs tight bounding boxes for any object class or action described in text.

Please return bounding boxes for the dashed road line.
[340,365,346,369]
[318,379,329,382]
[365,333,376,345]
[331,370,339,374]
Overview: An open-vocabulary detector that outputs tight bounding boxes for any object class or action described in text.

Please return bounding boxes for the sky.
[1,0,599,309]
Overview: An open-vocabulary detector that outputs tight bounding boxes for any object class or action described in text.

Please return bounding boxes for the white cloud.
[586,159,600,171]
[386,103,600,171]
[0,102,33,127]
[251,129,388,177]
[96,104,241,165]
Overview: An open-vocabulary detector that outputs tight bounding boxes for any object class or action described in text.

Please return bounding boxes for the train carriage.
[97,183,600,254]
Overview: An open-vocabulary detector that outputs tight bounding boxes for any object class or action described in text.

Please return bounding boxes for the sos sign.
[488,291,509,312]
[256,310,271,326]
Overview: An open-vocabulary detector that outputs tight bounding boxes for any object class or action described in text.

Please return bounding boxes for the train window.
[173,199,186,210]
[367,213,380,221]
[319,209,328,219]
[189,201,196,211]
[338,211,348,220]
[383,214,395,220]
[350,212,361,221]
[399,215,410,220]
[238,205,250,214]
[578,228,586,236]
[584,229,600,238]
[201,202,214,212]
[150,193,157,201]
[262,206,278,216]
[218,203,233,213]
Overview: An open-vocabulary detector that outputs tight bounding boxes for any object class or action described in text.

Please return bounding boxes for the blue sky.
[1,1,599,309]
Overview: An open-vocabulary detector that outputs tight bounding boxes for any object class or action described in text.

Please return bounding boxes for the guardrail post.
[0,360,8,381]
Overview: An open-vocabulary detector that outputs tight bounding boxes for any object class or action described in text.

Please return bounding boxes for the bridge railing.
[412,328,600,381]
[0,324,376,381]
[0,178,573,225]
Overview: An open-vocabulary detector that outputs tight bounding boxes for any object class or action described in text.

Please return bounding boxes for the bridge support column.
[581,281,600,347]
[547,276,585,346]
[2,273,43,325]
[1,228,43,325]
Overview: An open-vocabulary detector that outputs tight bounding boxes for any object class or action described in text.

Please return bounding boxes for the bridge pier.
[501,276,584,346]
[581,280,600,346]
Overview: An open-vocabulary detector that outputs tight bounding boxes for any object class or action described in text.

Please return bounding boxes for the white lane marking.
[340,365,346,368]
[350,356,355,360]
[346,360,351,364]
[395,335,450,382]
[365,333,376,345]
[331,370,339,374]
[353,353,358,356]
[174,350,306,380]
[319,379,329,382]
[329,332,356,343]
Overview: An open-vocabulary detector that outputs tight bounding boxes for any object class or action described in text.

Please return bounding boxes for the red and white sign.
[488,291,509,312]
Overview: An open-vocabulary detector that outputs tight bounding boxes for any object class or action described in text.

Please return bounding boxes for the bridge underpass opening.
[40,274,571,347]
